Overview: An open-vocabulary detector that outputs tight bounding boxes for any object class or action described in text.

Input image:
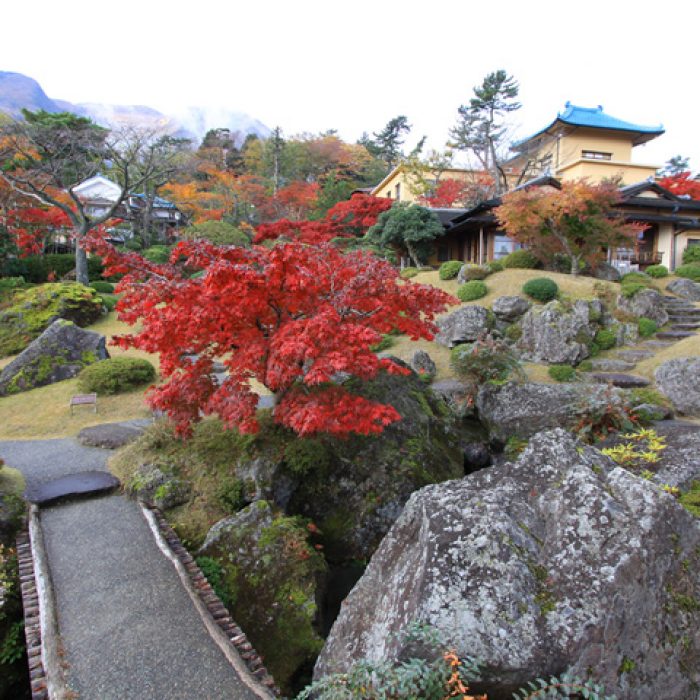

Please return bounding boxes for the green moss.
[618,657,636,675]
[504,323,522,341]
[594,329,617,351]
[680,481,700,518]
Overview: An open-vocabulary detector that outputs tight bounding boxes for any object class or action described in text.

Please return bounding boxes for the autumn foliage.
[88,234,452,437]
[657,171,700,200]
[496,179,643,274]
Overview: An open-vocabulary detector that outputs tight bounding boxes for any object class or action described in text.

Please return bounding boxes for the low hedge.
[522,277,558,302]
[485,259,504,273]
[2,254,104,283]
[438,260,463,280]
[78,357,156,395]
[594,328,617,351]
[644,264,668,278]
[501,249,539,269]
[620,282,646,298]
[400,267,419,279]
[90,281,115,293]
[675,263,700,281]
[460,265,490,281]
[682,246,700,265]
[457,280,487,301]
[638,317,657,338]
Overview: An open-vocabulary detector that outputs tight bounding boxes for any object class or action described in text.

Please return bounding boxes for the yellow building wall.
[557,160,658,184]
[371,167,482,204]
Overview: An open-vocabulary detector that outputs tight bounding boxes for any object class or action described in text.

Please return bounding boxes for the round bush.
[457,280,488,302]
[675,263,700,281]
[400,267,419,279]
[621,271,651,285]
[460,264,490,281]
[0,276,25,291]
[142,246,172,264]
[486,259,504,273]
[682,246,700,265]
[99,293,118,311]
[501,249,539,269]
[548,364,576,382]
[124,238,144,251]
[90,281,115,293]
[438,260,463,280]
[638,317,657,338]
[522,277,558,302]
[594,328,617,351]
[644,264,668,278]
[78,357,156,395]
[620,282,646,298]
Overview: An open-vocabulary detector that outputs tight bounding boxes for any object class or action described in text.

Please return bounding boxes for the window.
[582,150,612,161]
[492,234,522,260]
[395,183,401,201]
[687,238,700,247]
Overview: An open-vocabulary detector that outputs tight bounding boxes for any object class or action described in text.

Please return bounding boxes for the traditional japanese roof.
[429,208,468,226]
[514,103,664,149]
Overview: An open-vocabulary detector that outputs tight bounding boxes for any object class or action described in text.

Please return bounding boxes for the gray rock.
[630,403,673,422]
[655,357,700,416]
[590,359,636,372]
[24,471,119,505]
[614,321,640,346]
[0,319,108,396]
[457,264,489,284]
[592,262,622,281]
[462,442,491,472]
[667,278,700,301]
[435,306,491,347]
[409,350,436,379]
[430,379,475,418]
[316,429,700,699]
[492,295,531,322]
[126,463,191,510]
[77,422,146,449]
[517,300,598,365]
[616,288,669,326]
[476,381,627,442]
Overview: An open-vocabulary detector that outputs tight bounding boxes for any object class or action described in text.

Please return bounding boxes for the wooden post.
[479,227,484,264]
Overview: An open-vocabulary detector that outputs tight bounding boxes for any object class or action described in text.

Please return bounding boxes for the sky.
[2,0,700,171]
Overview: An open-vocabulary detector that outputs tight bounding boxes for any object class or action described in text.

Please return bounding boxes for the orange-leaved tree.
[495,179,643,275]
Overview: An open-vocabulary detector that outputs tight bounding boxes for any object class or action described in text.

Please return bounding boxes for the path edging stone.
[140,504,279,697]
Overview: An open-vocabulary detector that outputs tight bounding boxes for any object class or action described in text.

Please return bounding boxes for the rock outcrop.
[517,300,602,365]
[476,381,626,443]
[199,501,326,694]
[316,429,700,699]
[435,306,492,347]
[655,357,700,416]
[410,349,437,380]
[0,319,109,396]
[492,295,531,322]
[667,278,700,301]
[616,288,669,326]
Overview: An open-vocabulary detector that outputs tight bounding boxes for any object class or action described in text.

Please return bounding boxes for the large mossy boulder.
[517,299,602,365]
[655,357,700,416]
[0,319,109,396]
[434,306,492,347]
[667,278,700,301]
[316,429,700,699]
[198,501,326,695]
[616,288,669,326]
[0,282,105,358]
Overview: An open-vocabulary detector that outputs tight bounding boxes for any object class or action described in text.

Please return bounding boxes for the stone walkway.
[0,437,271,700]
[589,295,700,388]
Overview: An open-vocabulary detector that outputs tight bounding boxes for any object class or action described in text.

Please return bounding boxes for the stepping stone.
[671,323,700,330]
[668,316,700,324]
[590,373,650,389]
[616,350,655,362]
[590,359,636,372]
[77,422,146,449]
[642,340,675,349]
[24,471,120,506]
[655,330,695,340]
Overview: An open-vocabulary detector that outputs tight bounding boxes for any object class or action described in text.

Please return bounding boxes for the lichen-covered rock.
[655,357,700,416]
[613,321,639,346]
[429,379,474,418]
[77,422,147,449]
[667,278,700,301]
[409,350,437,380]
[126,463,191,510]
[476,381,627,443]
[492,295,531,322]
[198,501,326,694]
[0,282,105,357]
[616,288,669,326]
[316,429,700,699]
[592,262,622,281]
[517,300,600,365]
[435,306,491,347]
[0,319,109,396]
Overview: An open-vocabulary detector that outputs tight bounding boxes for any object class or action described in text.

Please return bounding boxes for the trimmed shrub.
[438,260,463,280]
[485,259,504,273]
[400,267,419,279]
[682,245,700,265]
[142,246,172,264]
[501,249,538,269]
[620,282,646,298]
[522,277,558,302]
[621,271,651,285]
[99,293,118,311]
[460,265,490,281]
[90,281,115,293]
[594,328,617,351]
[457,280,487,302]
[645,264,668,278]
[675,263,700,281]
[124,238,144,251]
[548,364,576,382]
[78,357,156,395]
[638,317,657,338]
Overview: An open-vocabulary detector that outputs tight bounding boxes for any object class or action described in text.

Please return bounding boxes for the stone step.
[590,359,637,372]
[24,471,120,506]
[616,350,655,362]
[590,373,651,389]
[642,340,675,349]
[655,330,695,340]
[671,323,700,331]
[667,316,700,324]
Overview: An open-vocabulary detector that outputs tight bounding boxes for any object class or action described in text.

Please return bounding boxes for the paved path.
[0,438,268,700]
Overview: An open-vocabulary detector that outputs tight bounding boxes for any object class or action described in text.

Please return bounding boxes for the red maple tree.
[6,205,72,255]
[658,172,700,200]
[89,235,453,437]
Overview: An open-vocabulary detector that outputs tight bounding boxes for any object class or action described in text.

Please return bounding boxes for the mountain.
[0,71,270,144]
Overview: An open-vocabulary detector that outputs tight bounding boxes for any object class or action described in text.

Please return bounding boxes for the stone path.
[589,295,700,389]
[0,437,271,700]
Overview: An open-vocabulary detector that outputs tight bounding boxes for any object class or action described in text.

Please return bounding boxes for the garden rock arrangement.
[491,295,531,322]
[435,306,491,347]
[655,357,700,416]
[315,429,700,700]
[409,349,436,379]
[0,319,109,396]
[667,278,700,301]
[616,288,669,326]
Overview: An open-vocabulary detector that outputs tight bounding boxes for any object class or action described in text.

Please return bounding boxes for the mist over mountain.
[0,71,270,145]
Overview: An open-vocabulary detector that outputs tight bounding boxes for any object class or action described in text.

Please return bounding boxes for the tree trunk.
[405,241,421,268]
[75,240,89,285]
[570,255,581,276]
